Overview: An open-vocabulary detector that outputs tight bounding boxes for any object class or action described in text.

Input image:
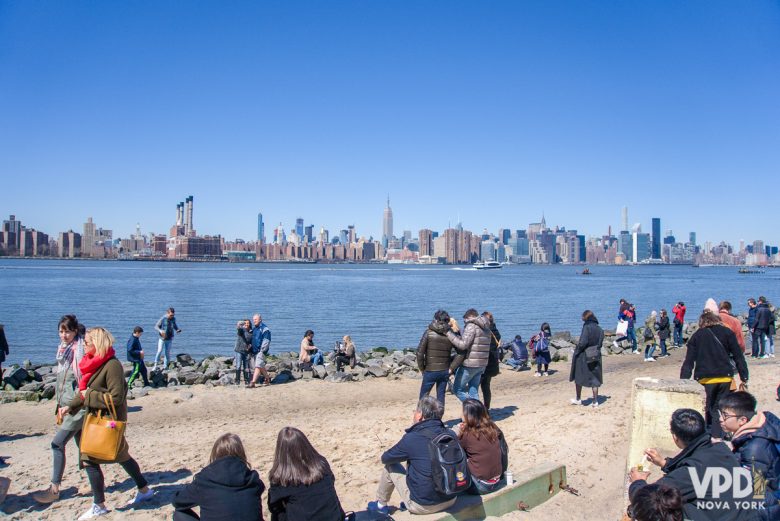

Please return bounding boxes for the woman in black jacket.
[657,309,671,358]
[268,427,345,521]
[173,433,265,521]
[479,311,501,410]
[569,310,604,408]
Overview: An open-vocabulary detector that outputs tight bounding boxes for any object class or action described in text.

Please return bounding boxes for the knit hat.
[704,298,719,315]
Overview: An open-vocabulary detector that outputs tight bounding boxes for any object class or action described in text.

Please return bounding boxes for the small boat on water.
[473,261,502,270]
[738,268,765,274]
[581,268,591,275]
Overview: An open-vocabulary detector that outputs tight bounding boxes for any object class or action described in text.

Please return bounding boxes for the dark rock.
[312,365,327,379]
[19,382,44,393]
[176,354,195,367]
[372,347,389,354]
[150,369,169,387]
[271,370,294,384]
[325,372,353,383]
[4,368,30,389]
[553,347,573,361]
[41,383,56,400]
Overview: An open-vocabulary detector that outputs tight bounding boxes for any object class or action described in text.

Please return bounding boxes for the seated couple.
[368,396,508,515]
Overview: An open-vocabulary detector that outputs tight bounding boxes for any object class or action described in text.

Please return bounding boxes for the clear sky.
[1,1,778,245]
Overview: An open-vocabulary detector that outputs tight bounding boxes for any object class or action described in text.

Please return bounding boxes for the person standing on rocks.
[33,315,87,505]
[417,310,455,408]
[248,314,271,388]
[569,310,604,408]
[234,319,253,385]
[126,326,150,388]
[152,307,181,371]
[672,301,686,348]
[447,309,491,403]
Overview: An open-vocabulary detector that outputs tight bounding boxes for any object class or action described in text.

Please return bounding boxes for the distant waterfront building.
[58,230,82,258]
[382,197,393,248]
[432,235,447,260]
[295,218,304,239]
[2,215,22,254]
[689,232,697,246]
[339,229,348,245]
[480,240,496,261]
[304,224,314,244]
[498,229,511,245]
[651,218,661,259]
[19,228,49,257]
[618,230,633,262]
[419,229,433,257]
[318,227,328,244]
[257,213,265,243]
[621,207,629,232]
[347,225,356,244]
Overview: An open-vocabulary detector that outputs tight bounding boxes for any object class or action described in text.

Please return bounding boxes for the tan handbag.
[80,393,126,461]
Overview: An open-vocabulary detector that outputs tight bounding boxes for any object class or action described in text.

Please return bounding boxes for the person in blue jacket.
[127,326,149,388]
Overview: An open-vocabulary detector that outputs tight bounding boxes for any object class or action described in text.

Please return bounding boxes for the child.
[529,323,552,377]
[173,433,266,521]
[127,326,150,388]
[717,391,780,519]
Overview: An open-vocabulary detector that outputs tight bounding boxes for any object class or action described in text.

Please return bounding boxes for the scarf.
[56,337,85,380]
[78,346,115,391]
[733,411,766,441]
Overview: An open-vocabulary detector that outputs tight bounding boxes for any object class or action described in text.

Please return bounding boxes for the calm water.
[1,259,778,365]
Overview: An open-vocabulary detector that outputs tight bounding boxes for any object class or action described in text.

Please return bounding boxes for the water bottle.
[505,470,514,485]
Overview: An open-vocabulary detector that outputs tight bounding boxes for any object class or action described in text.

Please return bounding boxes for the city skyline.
[2,2,779,244]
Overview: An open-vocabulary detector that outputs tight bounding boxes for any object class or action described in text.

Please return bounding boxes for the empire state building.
[382,196,393,248]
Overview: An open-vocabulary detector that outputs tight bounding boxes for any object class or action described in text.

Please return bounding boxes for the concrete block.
[626,377,704,475]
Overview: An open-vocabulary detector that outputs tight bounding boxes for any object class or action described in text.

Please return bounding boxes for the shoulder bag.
[80,392,126,461]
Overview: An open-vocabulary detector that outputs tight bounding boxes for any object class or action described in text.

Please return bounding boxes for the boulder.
[35,366,54,376]
[550,338,576,350]
[403,370,422,380]
[366,358,383,368]
[372,347,389,354]
[271,370,295,385]
[312,365,327,379]
[368,366,388,378]
[130,387,149,398]
[552,331,572,343]
[371,352,385,359]
[19,382,44,393]
[41,383,56,400]
[3,368,31,390]
[176,354,195,367]
[553,347,574,362]
[399,354,417,367]
[325,372,353,383]
[609,342,624,355]
[0,391,40,403]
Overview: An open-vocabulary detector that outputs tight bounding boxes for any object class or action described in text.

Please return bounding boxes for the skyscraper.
[651,218,661,259]
[257,213,265,243]
[295,218,304,239]
[382,196,393,248]
[689,232,697,246]
[419,229,433,257]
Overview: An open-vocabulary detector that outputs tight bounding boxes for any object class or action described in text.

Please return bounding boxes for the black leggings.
[84,457,147,504]
[703,383,732,439]
[480,374,493,409]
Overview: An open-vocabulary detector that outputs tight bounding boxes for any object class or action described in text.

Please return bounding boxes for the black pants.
[703,382,732,438]
[84,457,147,504]
[335,354,353,372]
[480,374,494,409]
[173,509,200,521]
[127,361,149,387]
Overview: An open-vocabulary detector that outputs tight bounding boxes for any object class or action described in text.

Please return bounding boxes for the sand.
[0,352,777,521]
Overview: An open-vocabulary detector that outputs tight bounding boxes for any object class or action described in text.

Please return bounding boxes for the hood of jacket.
[428,321,449,336]
[465,314,489,330]
[733,411,780,446]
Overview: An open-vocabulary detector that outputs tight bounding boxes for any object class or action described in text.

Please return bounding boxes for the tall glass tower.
[257,213,265,243]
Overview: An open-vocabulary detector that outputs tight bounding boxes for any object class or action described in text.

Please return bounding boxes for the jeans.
[419,370,449,407]
[752,330,767,357]
[453,366,485,402]
[376,463,456,514]
[627,328,637,352]
[310,351,324,365]
[234,352,252,383]
[644,344,656,359]
[673,324,683,346]
[84,457,147,505]
[506,358,527,370]
[659,338,668,356]
[127,361,149,387]
[154,338,173,369]
[51,428,81,485]
[768,333,775,356]
[468,475,506,495]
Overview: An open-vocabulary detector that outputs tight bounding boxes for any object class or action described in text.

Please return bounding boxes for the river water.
[1,259,777,365]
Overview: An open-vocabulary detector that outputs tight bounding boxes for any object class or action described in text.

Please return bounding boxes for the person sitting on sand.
[457,399,507,495]
[172,433,266,521]
[267,427,345,521]
[500,335,528,371]
[298,330,323,366]
[367,396,457,515]
[628,408,758,521]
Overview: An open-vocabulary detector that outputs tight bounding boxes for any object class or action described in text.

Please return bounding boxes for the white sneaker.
[612,340,619,348]
[542,372,549,377]
[569,398,581,405]
[126,487,155,507]
[644,358,656,362]
[760,355,770,359]
[534,372,541,377]
[78,504,110,520]
[591,402,600,409]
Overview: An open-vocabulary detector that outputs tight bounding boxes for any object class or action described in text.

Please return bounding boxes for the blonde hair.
[86,327,115,357]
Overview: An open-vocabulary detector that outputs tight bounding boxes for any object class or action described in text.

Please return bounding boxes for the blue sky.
[1,1,778,244]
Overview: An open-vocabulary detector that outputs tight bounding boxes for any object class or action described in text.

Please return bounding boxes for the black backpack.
[428,431,471,496]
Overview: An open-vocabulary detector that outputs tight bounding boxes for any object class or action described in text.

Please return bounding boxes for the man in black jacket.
[754,297,772,359]
[417,310,454,408]
[629,409,760,521]
[368,396,457,515]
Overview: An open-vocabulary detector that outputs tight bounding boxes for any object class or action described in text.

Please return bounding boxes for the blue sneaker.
[367,501,390,515]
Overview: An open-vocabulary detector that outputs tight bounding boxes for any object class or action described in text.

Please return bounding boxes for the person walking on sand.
[67,327,154,519]
[152,307,181,371]
[417,310,455,408]
[126,326,149,388]
[570,310,604,408]
[248,314,271,388]
[33,315,87,505]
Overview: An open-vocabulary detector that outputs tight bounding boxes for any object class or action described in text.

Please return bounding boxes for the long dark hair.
[540,322,551,335]
[459,399,500,443]
[269,427,330,487]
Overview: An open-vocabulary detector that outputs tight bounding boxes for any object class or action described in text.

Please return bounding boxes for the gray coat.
[570,317,604,388]
[55,342,86,431]
[447,315,491,370]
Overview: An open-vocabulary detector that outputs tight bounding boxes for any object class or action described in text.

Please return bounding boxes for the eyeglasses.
[718,411,740,421]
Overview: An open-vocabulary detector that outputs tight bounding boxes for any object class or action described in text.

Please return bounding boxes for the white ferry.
[473,261,502,270]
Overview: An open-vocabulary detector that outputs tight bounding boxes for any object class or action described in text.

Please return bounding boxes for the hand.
[644,448,665,467]
[629,468,651,483]
[140,351,144,358]
[79,389,86,400]
[58,406,70,417]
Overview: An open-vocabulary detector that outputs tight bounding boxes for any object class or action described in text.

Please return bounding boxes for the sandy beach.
[0,351,777,521]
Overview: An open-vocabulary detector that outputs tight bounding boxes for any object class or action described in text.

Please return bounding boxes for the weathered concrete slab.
[626,377,704,474]
[357,463,566,521]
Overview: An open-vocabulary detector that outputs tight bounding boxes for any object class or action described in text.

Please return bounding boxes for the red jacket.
[672,304,686,323]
